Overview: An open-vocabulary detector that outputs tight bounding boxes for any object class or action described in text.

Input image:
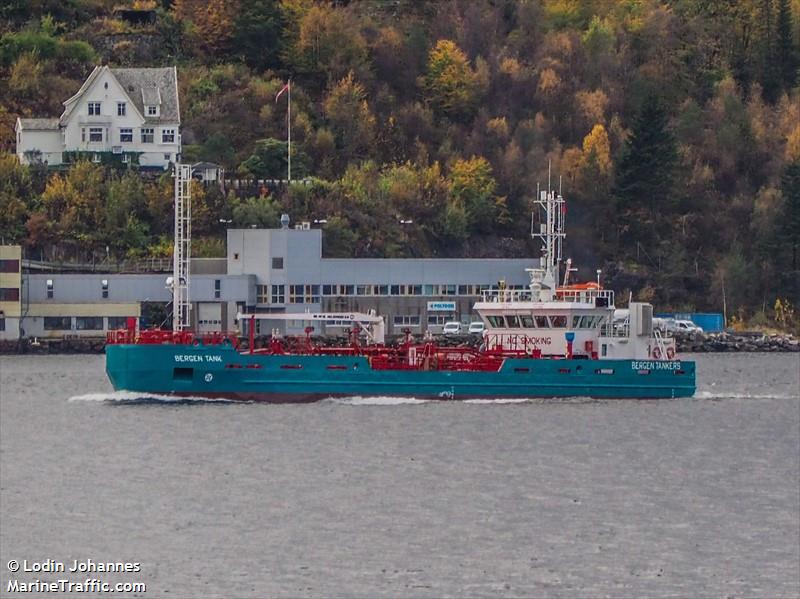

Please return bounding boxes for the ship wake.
[68,391,237,404]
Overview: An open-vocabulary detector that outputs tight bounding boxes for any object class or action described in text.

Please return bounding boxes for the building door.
[197,302,222,332]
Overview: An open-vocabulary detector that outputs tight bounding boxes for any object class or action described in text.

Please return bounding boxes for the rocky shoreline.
[2,331,799,355]
[676,331,799,353]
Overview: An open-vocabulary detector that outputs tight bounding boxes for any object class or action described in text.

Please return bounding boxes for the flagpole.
[287,79,291,184]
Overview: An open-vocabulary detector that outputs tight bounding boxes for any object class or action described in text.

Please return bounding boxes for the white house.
[15,65,181,169]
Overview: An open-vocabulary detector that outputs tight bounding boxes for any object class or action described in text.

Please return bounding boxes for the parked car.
[468,321,485,335]
[442,321,463,335]
[665,319,703,334]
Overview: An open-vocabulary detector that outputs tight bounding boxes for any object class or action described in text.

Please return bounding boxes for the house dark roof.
[112,67,179,124]
[16,118,60,131]
[60,66,180,125]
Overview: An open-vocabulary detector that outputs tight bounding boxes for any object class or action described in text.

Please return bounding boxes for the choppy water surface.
[1,353,798,598]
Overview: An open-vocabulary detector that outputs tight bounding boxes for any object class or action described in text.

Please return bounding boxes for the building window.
[393,315,420,327]
[101,279,109,299]
[162,129,175,143]
[117,102,126,116]
[121,154,131,164]
[88,102,101,115]
[322,285,335,296]
[141,128,154,143]
[120,128,133,143]
[0,288,19,301]
[271,284,285,304]
[44,317,71,330]
[289,284,319,304]
[0,318,4,331]
[427,315,449,326]
[46,279,54,299]
[272,257,283,270]
[107,316,131,330]
[256,285,269,304]
[214,279,221,299]
[76,316,103,330]
[164,153,171,161]
[147,105,157,116]
[81,128,85,142]
[0,259,19,273]
[89,127,102,142]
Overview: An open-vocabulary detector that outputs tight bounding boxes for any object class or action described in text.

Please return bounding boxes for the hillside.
[0,0,799,327]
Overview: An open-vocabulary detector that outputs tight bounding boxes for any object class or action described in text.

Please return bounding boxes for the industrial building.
[3,226,538,341]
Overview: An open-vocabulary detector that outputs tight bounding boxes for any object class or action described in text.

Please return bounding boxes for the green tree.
[775,0,798,92]
[232,0,283,70]
[239,138,309,180]
[231,196,281,228]
[780,162,800,297]
[613,94,677,248]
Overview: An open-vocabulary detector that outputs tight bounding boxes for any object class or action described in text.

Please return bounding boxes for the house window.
[147,105,157,116]
[44,317,71,330]
[81,128,85,142]
[117,102,126,116]
[76,316,103,330]
[101,279,109,299]
[46,279,54,299]
[121,154,131,164]
[162,129,175,143]
[164,153,171,161]
[214,279,221,299]
[393,315,420,327]
[89,127,102,142]
[0,318,5,331]
[272,257,283,270]
[141,128,154,143]
[120,128,133,143]
[271,285,285,304]
[0,288,19,301]
[92,154,101,163]
[88,102,101,115]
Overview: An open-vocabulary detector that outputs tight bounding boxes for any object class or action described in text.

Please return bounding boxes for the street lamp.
[219,218,232,225]
[313,219,327,225]
[399,219,413,225]
[596,269,602,287]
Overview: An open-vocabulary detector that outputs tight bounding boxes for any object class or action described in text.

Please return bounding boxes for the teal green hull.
[105,344,695,401]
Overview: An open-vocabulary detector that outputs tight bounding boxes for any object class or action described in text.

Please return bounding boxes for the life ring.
[652,346,662,360]
[666,347,675,360]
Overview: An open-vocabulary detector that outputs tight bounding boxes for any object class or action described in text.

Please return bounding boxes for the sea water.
[1,352,798,598]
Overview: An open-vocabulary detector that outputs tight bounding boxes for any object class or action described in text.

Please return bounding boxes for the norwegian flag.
[275,81,289,102]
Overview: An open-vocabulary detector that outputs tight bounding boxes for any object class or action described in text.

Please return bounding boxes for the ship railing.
[480,288,535,303]
[599,323,629,338]
[555,289,615,305]
[106,328,240,348]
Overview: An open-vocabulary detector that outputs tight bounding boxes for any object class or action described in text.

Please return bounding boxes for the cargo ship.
[105,166,695,401]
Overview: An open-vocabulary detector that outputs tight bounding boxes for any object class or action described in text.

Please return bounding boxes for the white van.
[468,321,485,335]
[442,321,463,335]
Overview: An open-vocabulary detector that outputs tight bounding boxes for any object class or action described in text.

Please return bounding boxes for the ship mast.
[529,164,565,301]
[172,163,192,330]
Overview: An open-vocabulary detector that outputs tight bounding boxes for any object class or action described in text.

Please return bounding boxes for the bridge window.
[487,315,505,327]
[534,315,549,328]
[520,314,534,328]
[506,315,520,328]
[551,315,568,327]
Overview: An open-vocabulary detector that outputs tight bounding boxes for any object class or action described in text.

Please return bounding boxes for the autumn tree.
[0,154,31,242]
[323,72,376,169]
[423,40,483,120]
[448,156,506,233]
